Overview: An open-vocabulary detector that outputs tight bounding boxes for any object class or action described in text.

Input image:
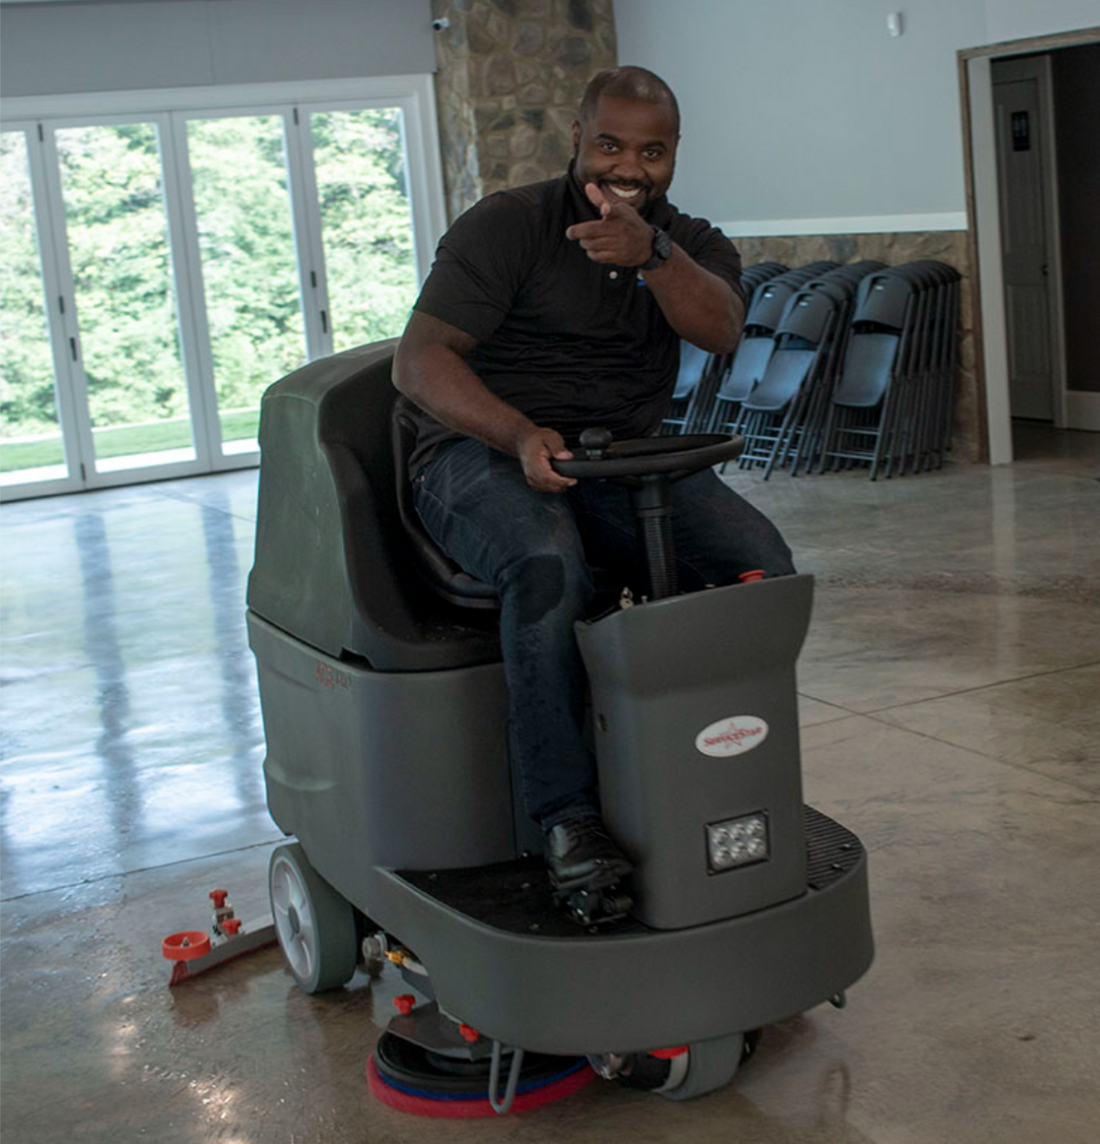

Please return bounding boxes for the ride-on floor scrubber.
[246,340,873,1115]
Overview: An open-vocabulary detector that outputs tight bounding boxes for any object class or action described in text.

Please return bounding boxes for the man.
[393,66,794,903]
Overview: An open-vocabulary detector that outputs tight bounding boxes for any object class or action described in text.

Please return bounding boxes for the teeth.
[609,185,641,198]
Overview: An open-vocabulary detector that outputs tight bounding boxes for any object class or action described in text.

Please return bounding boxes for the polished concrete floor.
[1,423,1098,1143]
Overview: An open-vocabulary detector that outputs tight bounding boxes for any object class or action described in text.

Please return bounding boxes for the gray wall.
[0,0,436,97]
[984,0,1100,43]
[612,0,1098,227]
[1053,42,1100,393]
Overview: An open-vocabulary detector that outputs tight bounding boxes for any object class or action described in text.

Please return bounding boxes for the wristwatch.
[639,226,672,271]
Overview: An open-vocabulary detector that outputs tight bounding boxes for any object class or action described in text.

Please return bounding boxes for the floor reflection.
[74,510,141,849]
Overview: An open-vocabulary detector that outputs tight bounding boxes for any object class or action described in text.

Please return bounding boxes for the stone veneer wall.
[735,231,979,462]
[430,0,617,221]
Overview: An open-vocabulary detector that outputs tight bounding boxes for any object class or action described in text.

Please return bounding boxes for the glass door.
[0,128,78,494]
[308,106,419,353]
[51,120,201,478]
[180,112,311,458]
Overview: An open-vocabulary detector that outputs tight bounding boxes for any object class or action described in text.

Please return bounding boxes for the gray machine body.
[246,340,873,1057]
[578,575,812,930]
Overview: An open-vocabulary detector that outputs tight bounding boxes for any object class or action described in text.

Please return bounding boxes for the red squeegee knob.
[162,931,213,961]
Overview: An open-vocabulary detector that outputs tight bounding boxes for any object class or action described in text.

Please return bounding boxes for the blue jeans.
[413,438,795,829]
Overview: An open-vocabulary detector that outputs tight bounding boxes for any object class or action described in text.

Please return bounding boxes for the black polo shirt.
[408,167,743,471]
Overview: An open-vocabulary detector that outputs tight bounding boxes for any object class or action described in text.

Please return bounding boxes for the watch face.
[640,227,671,271]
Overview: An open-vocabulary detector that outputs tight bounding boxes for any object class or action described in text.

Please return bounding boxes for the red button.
[393,994,416,1015]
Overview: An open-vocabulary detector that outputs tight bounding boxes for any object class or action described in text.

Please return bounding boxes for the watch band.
[639,226,672,271]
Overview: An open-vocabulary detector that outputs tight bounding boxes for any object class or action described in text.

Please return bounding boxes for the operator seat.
[246,340,500,673]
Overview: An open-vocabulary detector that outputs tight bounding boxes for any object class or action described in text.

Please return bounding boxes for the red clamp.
[393,994,416,1016]
[209,889,229,908]
[222,918,242,936]
[738,569,765,583]
[648,1045,688,1059]
[458,1024,480,1043]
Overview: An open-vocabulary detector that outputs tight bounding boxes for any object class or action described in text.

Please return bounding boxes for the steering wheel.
[550,428,744,482]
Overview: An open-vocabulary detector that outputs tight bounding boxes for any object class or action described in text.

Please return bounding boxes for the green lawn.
[0,409,259,473]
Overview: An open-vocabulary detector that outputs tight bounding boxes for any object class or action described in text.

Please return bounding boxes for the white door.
[992,63,1057,422]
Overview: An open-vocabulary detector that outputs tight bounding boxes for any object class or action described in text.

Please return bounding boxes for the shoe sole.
[549,859,633,895]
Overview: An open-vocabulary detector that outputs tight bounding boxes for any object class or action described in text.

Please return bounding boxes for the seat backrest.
[832,332,899,408]
[853,273,912,329]
[671,340,711,401]
[745,280,797,333]
[720,336,774,402]
[246,341,500,672]
[774,288,837,345]
[743,349,818,411]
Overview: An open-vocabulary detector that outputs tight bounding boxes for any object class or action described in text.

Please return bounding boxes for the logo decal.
[695,716,769,758]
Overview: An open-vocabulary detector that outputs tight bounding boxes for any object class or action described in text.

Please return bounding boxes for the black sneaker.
[544,816,633,891]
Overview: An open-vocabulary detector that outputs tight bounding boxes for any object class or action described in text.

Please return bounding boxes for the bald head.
[577,66,681,134]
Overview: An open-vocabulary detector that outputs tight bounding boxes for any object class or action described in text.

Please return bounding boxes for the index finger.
[565,219,607,241]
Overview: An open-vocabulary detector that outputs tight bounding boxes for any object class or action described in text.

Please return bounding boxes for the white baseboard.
[719,212,968,237]
[1065,390,1100,431]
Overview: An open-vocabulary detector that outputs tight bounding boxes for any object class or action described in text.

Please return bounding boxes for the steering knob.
[578,427,613,458]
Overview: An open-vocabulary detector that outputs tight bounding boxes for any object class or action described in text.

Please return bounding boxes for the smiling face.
[571,94,679,215]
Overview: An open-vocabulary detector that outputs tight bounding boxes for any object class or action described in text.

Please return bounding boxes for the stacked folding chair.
[661,263,791,437]
[812,261,960,479]
[706,262,838,436]
[660,340,725,435]
[730,262,884,479]
[740,261,789,299]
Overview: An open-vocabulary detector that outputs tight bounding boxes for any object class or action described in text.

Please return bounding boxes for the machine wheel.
[607,1029,759,1101]
[269,842,358,993]
[658,1032,749,1101]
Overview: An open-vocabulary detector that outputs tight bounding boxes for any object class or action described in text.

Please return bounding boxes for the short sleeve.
[671,218,745,306]
[413,192,535,343]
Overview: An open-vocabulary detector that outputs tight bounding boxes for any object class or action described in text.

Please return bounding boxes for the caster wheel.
[362,933,386,978]
[659,1031,750,1101]
[269,842,358,993]
[608,1029,760,1101]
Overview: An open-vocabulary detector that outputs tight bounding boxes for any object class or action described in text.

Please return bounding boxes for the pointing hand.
[565,182,656,267]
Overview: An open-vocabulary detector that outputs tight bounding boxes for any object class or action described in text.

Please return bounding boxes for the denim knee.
[497,546,594,626]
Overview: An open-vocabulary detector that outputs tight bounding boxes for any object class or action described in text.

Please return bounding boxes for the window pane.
[0,132,68,486]
[56,123,195,472]
[311,109,417,352]
[187,116,306,455]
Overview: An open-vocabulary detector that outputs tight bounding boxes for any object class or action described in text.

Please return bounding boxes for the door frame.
[958,25,1100,463]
